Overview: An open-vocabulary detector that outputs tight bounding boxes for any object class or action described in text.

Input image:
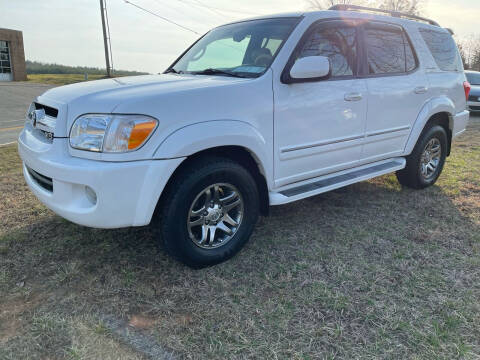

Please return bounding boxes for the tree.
[306,0,426,15]
[378,0,424,15]
[456,41,469,70]
[306,0,363,10]
[472,48,480,71]
[457,34,480,71]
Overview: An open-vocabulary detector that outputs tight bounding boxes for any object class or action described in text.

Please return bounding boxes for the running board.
[269,158,406,205]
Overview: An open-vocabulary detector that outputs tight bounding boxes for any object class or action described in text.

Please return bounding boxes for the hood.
[39,74,249,107]
[36,74,251,137]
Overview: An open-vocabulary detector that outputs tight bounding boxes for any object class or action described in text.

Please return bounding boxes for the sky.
[0,0,479,74]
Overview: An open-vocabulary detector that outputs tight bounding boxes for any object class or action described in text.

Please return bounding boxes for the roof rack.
[328,4,440,27]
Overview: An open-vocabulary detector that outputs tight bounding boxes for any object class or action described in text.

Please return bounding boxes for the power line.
[188,0,224,17]
[176,0,262,16]
[123,0,200,34]
[152,0,224,23]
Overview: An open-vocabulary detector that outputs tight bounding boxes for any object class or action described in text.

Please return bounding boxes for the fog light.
[85,186,97,205]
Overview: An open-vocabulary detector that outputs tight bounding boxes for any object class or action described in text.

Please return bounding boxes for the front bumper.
[18,130,184,228]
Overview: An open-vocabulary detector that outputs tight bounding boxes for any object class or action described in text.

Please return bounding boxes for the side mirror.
[288,56,331,82]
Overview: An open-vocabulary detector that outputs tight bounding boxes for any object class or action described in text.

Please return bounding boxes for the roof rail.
[328,4,440,27]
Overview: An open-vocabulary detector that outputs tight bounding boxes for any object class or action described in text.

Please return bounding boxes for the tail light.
[464,81,471,101]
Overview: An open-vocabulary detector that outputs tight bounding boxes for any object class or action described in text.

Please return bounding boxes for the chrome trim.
[27,103,56,134]
[281,134,364,153]
[366,125,410,138]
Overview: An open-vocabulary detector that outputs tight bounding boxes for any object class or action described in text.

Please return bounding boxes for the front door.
[273,21,367,187]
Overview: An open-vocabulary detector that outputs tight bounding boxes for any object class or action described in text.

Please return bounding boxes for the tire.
[396,125,447,189]
[155,156,259,268]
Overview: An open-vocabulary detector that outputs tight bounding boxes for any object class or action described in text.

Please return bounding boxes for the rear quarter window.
[419,29,462,72]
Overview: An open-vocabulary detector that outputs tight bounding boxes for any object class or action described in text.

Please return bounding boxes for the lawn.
[1,117,479,359]
[27,74,113,85]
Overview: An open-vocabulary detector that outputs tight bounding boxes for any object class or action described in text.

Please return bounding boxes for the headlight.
[70,114,158,152]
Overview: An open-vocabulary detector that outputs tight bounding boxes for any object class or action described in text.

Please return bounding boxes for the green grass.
[0,117,479,359]
[27,73,117,85]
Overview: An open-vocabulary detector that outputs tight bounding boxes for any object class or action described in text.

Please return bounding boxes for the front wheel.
[396,125,447,189]
[155,156,259,268]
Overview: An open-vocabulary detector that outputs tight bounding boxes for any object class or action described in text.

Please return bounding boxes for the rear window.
[365,24,417,75]
[419,29,462,72]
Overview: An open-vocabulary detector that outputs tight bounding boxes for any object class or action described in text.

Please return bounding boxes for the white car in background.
[18,5,470,267]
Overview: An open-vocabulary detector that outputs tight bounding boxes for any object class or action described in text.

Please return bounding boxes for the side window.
[403,33,416,72]
[298,25,357,77]
[365,25,416,74]
[419,29,461,72]
[261,38,283,56]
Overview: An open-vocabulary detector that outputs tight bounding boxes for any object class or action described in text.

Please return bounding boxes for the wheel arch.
[151,120,272,219]
[405,97,455,156]
[154,145,270,218]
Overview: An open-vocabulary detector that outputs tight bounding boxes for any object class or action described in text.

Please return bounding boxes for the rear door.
[360,22,430,163]
[418,28,466,115]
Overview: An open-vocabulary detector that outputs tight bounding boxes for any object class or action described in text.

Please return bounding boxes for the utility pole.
[99,0,113,77]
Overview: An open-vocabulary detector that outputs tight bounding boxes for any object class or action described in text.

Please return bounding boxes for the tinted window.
[419,29,461,72]
[404,33,416,72]
[366,25,416,74]
[298,26,357,77]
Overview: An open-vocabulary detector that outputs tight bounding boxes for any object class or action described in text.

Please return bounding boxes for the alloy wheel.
[187,183,244,249]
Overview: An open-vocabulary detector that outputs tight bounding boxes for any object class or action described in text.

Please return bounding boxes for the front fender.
[404,96,454,155]
[153,120,272,186]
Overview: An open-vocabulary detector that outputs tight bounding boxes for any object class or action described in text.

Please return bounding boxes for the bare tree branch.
[306,0,364,10]
[457,34,480,71]
[378,0,426,15]
[305,0,426,15]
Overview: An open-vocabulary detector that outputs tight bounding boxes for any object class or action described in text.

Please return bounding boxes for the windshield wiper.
[165,68,183,74]
[189,68,246,78]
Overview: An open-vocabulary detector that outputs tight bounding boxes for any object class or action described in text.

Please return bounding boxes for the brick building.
[0,28,27,81]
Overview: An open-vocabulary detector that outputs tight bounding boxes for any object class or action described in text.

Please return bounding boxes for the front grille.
[26,166,53,192]
[34,102,58,118]
[469,105,480,111]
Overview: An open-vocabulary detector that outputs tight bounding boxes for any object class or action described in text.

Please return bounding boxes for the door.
[0,41,13,81]
[361,22,430,162]
[273,21,368,187]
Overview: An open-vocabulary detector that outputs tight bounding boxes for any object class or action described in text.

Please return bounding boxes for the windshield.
[466,72,480,85]
[167,18,299,78]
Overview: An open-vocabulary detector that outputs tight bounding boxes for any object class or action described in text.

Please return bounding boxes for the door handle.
[414,86,428,94]
[344,92,363,101]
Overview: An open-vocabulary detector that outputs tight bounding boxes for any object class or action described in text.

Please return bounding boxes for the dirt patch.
[0,292,45,343]
[129,314,158,329]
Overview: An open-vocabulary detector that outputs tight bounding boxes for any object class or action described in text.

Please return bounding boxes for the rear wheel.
[155,156,259,268]
[396,125,447,189]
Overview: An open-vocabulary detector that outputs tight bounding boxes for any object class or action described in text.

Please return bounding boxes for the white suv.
[18,6,470,267]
